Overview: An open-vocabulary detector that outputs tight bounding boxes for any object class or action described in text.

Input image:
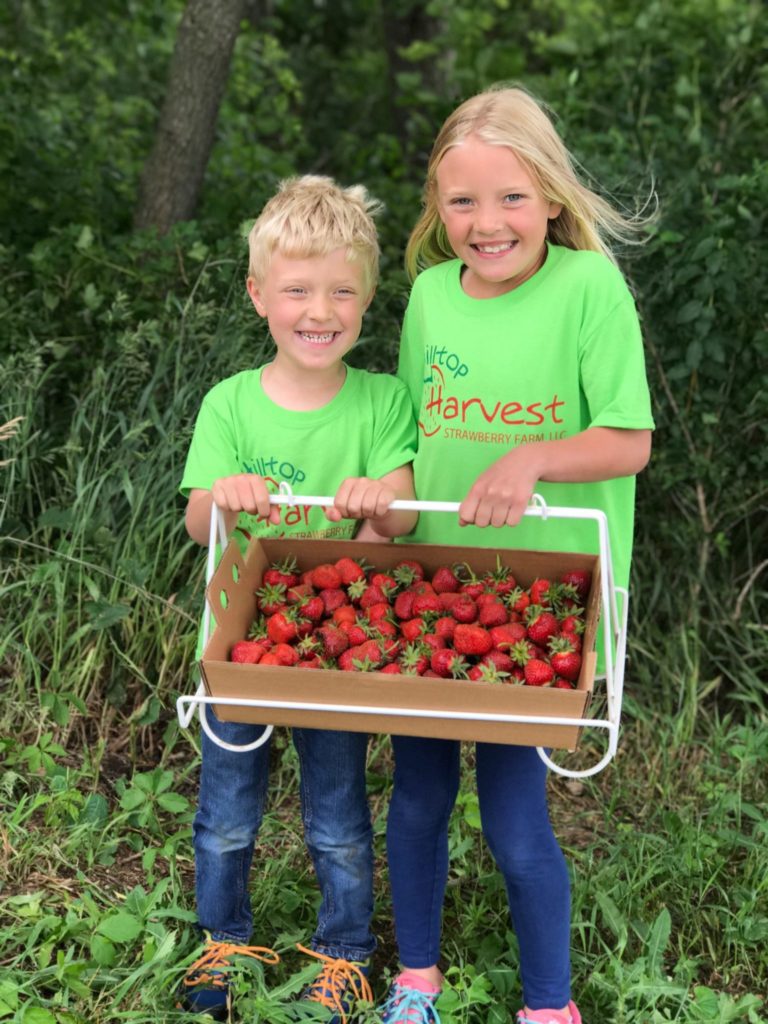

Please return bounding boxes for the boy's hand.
[326,477,395,522]
[211,473,282,525]
[459,449,538,528]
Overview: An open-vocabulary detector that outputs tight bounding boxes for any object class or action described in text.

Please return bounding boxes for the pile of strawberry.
[229,555,591,690]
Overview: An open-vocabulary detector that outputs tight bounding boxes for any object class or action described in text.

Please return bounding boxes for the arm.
[184,474,282,546]
[326,463,418,540]
[459,427,652,529]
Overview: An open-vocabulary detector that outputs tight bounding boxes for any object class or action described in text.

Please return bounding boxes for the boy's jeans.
[193,713,376,962]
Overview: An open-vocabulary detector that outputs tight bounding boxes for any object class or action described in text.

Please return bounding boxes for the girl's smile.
[435,136,562,299]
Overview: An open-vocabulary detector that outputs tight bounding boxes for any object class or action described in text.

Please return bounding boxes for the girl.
[379,86,654,1024]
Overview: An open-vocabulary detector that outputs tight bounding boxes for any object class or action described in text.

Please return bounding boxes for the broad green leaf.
[646,907,671,971]
[22,1010,57,1024]
[157,792,190,814]
[96,911,143,943]
[90,934,116,966]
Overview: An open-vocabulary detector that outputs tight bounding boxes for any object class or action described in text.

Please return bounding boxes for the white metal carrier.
[176,490,629,779]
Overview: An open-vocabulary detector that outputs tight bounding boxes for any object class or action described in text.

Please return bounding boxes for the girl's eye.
[504,193,524,203]
[450,197,473,206]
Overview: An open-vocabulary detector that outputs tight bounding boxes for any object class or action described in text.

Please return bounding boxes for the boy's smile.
[435,136,562,299]
[247,247,373,377]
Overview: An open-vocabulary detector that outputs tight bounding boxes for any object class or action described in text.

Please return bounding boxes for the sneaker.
[298,943,373,1024]
[379,972,442,1024]
[178,937,280,1019]
[516,1001,583,1024]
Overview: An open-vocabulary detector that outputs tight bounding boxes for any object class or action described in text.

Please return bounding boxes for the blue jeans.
[193,713,376,961]
[387,737,570,1010]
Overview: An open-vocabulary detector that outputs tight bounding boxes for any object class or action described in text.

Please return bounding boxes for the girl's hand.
[210,473,282,525]
[326,477,396,522]
[459,449,538,528]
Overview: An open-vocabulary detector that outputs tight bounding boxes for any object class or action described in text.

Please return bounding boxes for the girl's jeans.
[193,713,376,962]
[387,736,570,1010]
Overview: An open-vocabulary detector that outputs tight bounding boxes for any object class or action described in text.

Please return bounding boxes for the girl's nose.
[475,203,502,234]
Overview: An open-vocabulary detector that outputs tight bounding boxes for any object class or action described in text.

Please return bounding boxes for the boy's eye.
[335,288,356,297]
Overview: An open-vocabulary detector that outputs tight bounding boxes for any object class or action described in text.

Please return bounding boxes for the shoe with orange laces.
[516,1001,582,1024]
[178,936,280,1019]
[298,943,373,1024]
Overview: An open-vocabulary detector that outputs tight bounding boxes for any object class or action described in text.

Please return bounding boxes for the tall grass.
[1,237,766,1023]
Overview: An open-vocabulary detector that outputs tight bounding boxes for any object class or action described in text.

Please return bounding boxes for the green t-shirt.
[397,244,654,592]
[181,364,417,550]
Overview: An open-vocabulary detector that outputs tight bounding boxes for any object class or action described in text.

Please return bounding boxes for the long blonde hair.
[406,85,651,280]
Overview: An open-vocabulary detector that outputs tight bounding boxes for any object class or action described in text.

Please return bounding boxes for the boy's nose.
[308,296,332,321]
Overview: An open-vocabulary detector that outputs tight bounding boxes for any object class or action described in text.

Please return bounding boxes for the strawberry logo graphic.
[419,364,445,438]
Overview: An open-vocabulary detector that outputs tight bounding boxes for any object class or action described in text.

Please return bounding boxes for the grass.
[1,250,766,1024]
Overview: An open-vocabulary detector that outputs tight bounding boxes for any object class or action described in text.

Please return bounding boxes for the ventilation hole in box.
[219,589,228,610]
[231,563,240,583]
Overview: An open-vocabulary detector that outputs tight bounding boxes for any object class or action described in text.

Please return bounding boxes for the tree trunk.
[134,0,248,233]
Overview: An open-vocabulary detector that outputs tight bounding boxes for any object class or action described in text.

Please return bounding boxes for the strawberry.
[299,595,325,623]
[482,557,517,597]
[434,616,457,641]
[453,624,493,657]
[335,556,366,585]
[372,619,398,639]
[553,677,575,690]
[524,658,554,686]
[503,586,530,616]
[468,662,510,684]
[365,601,392,623]
[457,563,485,599]
[380,663,403,674]
[286,583,315,605]
[400,617,426,642]
[430,648,469,679]
[437,591,462,611]
[525,606,559,645]
[480,649,515,673]
[431,565,460,593]
[489,622,526,650]
[332,604,358,625]
[529,578,552,607]
[560,569,592,602]
[315,624,350,659]
[340,620,368,646]
[319,588,348,614]
[256,582,287,615]
[559,613,585,635]
[559,629,583,653]
[451,594,479,623]
[478,600,508,628]
[371,572,397,595]
[360,583,390,610]
[296,657,323,669]
[379,637,402,662]
[230,640,267,664]
[393,559,425,586]
[310,563,343,590]
[475,592,501,608]
[412,592,442,616]
[508,640,537,667]
[399,642,430,676]
[420,633,446,653]
[295,635,321,659]
[266,610,300,645]
[339,639,385,672]
[548,638,582,682]
[263,556,299,589]
[270,643,300,666]
[394,589,416,620]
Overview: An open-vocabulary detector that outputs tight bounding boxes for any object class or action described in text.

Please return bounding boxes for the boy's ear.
[363,286,376,312]
[246,277,267,317]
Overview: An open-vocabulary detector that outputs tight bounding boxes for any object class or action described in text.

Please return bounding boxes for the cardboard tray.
[199,537,601,749]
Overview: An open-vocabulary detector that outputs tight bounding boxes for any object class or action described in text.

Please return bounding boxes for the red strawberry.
[524,658,554,686]
[412,592,442,616]
[489,622,526,650]
[371,572,397,595]
[271,643,300,666]
[380,663,402,674]
[379,637,402,662]
[475,592,500,608]
[311,563,343,590]
[434,616,456,641]
[525,607,559,645]
[529,578,552,607]
[453,624,493,657]
[267,611,300,645]
[394,590,416,620]
[400,618,426,642]
[553,677,575,690]
[319,588,348,614]
[420,633,446,653]
[340,620,368,646]
[482,557,517,597]
[296,657,323,670]
[559,629,583,653]
[451,595,479,623]
[480,649,515,673]
[468,662,510,684]
[332,604,358,625]
[263,557,299,589]
[365,602,392,623]
[437,591,462,611]
[299,595,325,623]
[560,570,592,602]
[430,648,469,679]
[360,584,390,610]
[432,565,460,593]
[286,583,315,605]
[457,563,485,599]
[393,559,425,586]
[548,638,582,682]
[315,624,350,659]
[372,619,398,639]
[478,600,508,628]
[504,586,530,616]
[335,556,366,585]
[399,642,430,676]
[256,582,287,615]
[230,640,267,664]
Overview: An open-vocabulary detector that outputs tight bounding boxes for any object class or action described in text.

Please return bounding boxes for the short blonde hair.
[406,85,652,280]
[248,175,382,291]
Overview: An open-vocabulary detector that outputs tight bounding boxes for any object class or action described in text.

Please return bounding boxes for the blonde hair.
[248,175,382,291]
[406,84,652,280]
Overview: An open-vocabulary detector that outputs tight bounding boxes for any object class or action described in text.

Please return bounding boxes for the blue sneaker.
[298,943,373,1024]
[178,937,280,1019]
[379,972,442,1024]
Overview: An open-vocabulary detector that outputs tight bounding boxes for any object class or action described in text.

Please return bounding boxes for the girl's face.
[435,136,562,299]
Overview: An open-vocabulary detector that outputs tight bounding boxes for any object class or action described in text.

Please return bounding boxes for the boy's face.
[247,247,373,374]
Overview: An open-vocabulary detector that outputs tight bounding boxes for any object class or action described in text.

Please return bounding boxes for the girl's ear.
[547,201,564,220]
[246,277,267,317]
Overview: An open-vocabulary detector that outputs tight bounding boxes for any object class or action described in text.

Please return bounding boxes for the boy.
[179,175,418,1021]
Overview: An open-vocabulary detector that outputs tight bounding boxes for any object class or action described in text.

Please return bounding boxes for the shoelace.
[381,982,442,1024]
[183,940,281,988]
[297,943,373,1024]
[517,1014,572,1024]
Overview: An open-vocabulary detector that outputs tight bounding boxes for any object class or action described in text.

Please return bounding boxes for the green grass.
[1,246,766,1024]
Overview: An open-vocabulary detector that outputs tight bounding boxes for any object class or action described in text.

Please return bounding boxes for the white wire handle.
[178,488,626,775]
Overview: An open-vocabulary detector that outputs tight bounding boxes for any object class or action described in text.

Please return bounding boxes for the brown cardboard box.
[200,537,600,749]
